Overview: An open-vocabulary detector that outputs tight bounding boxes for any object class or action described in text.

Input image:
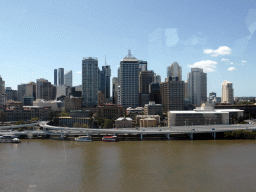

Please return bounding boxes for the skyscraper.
[154,74,161,84]
[119,50,139,108]
[161,77,185,112]
[167,62,182,81]
[112,77,118,104]
[138,60,147,72]
[64,70,72,87]
[139,71,154,94]
[102,65,111,100]
[82,57,98,106]
[0,76,5,106]
[17,84,26,102]
[54,69,57,86]
[139,70,154,107]
[222,80,234,104]
[187,68,207,105]
[36,78,55,101]
[58,68,64,86]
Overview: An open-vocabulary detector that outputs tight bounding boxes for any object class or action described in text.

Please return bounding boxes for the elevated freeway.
[1,121,256,140]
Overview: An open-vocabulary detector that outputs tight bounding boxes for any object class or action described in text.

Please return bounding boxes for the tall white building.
[118,51,139,108]
[167,62,182,81]
[222,80,234,104]
[187,68,207,105]
[64,70,72,87]
[82,57,98,106]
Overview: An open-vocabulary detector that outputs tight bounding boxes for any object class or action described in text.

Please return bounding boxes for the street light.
[185,121,186,126]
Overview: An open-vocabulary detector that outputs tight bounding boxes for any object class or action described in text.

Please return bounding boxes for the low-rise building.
[96,103,125,119]
[115,117,133,128]
[136,115,160,125]
[168,102,244,126]
[64,97,82,111]
[144,101,163,115]
[126,107,144,115]
[4,106,52,121]
[140,117,157,127]
[33,99,64,111]
[56,116,92,127]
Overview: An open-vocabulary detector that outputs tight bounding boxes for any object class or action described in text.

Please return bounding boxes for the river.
[1,139,256,192]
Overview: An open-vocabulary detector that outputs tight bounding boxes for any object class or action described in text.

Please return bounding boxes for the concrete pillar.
[166,134,170,140]
[61,130,63,137]
[140,133,143,140]
[213,132,216,139]
[190,133,193,140]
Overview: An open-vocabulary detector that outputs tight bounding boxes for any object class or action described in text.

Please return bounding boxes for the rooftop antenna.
[128,49,131,57]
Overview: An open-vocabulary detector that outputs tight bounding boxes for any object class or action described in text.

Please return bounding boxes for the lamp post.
[209,118,210,126]
[230,118,232,125]
[185,121,186,126]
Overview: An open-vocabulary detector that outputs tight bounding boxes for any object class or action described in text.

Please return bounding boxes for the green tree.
[16,119,25,125]
[103,119,114,128]
[59,111,69,117]
[0,112,7,124]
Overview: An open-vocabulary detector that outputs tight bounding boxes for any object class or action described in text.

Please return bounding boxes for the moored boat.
[74,136,92,142]
[0,135,21,143]
[102,136,118,142]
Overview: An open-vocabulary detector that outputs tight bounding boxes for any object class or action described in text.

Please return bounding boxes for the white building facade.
[222,80,234,104]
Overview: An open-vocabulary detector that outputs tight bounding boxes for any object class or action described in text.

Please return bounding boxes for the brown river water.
[1,139,256,192]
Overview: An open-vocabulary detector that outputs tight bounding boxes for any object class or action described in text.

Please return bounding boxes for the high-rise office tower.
[82,57,98,106]
[98,68,106,104]
[161,77,185,112]
[25,82,36,100]
[54,69,57,86]
[149,83,161,104]
[102,65,111,100]
[138,60,147,73]
[64,70,72,87]
[36,78,55,101]
[139,71,154,94]
[58,68,64,86]
[112,77,118,104]
[167,62,182,81]
[0,76,5,106]
[139,70,154,107]
[222,80,234,104]
[187,68,207,105]
[119,50,139,108]
[154,74,161,84]
[17,84,26,102]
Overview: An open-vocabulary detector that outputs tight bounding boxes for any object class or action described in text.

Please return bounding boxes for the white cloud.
[228,67,236,71]
[230,62,233,65]
[204,46,232,57]
[221,58,229,62]
[189,60,217,72]
[242,60,247,63]
[77,71,82,74]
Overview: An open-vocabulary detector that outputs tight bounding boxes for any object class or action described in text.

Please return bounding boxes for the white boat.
[0,135,21,143]
[74,136,92,142]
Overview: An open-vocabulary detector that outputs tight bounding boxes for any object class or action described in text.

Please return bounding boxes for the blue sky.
[0,0,255,97]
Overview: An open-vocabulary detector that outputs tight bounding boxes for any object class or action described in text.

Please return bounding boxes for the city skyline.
[0,0,255,96]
